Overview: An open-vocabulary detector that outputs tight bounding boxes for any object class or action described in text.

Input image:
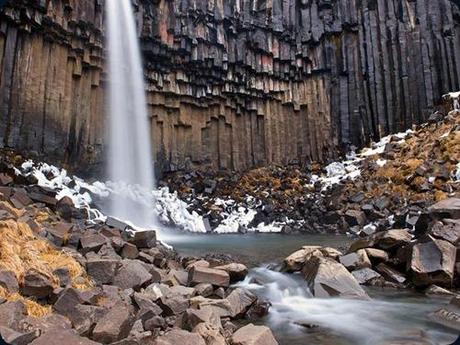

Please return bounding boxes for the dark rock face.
[1,1,460,173]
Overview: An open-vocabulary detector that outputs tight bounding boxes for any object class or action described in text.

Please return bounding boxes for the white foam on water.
[236,267,457,345]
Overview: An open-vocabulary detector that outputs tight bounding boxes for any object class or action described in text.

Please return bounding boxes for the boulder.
[144,316,166,331]
[364,248,389,263]
[0,326,38,345]
[183,307,222,330]
[408,237,456,287]
[214,263,248,283]
[344,210,366,227]
[21,270,54,299]
[80,233,107,254]
[230,324,278,345]
[430,219,460,245]
[29,329,101,345]
[113,260,152,290]
[54,267,71,287]
[92,304,134,344]
[428,198,460,219]
[158,295,189,316]
[424,285,455,297]
[188,267,230,287]
[189,288,256,319]
[0,301,27,329]
[319,247,343,260]
[86,259,119,285]
[246,299,271,320]
[67,304,107,336]
[121,243,139,259]
[351,268,383,285]
[194,283,214,297]
[54,288,85,316]
[303,257,368,299]
[349,229,412,252]
[339,250,371,270]
[153,329,206,345]
[164,269,189,286]
[282,246,321,272]
[133,292,163,321]
[0,270,19,293]
[193,323,226,345]
[46,223,73,247]
[127,230,156,249]
[226,288,257,317]
[186,260,210,270]
[375,263,406,284]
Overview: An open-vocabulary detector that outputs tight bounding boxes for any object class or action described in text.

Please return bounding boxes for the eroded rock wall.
[0,0,459,173]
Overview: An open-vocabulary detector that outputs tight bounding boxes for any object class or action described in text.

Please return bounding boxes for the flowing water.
[171,233,458,344]
[106,0,155,228]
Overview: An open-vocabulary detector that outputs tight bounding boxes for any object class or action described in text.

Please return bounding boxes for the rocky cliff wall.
[1,0,459,174]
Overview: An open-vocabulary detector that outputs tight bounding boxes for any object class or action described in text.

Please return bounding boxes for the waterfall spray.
[106,0,155,228]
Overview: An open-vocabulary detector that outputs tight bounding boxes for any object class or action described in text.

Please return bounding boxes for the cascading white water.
[106,0,155,227]
[237,267,457,345]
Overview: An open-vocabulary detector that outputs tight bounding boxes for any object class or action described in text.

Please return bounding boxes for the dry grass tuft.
[0,286,51,317]
[0,219,94,318]
[0,220,93,289]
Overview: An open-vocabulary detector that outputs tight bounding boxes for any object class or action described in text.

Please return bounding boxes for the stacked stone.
[0,0,459,174]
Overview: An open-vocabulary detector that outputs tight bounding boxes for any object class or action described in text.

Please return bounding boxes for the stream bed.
[166,233,459,345]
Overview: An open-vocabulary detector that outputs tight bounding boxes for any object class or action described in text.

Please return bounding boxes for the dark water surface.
[164,232,458,344]
[164,232,351,266]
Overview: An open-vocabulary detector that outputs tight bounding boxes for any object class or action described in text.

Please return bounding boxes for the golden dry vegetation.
[0,219,93,317]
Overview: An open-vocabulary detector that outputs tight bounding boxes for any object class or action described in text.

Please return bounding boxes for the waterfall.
[106,0,155,228]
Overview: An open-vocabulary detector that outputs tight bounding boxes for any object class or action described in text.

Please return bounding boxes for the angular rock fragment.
[29,329,101,345]
[231,324,278,345]
[0,270,19,293]
[303,257,368,299]
[127,230,156,249]
[282,246,322,272]
[214,263,248,283]
[92,304,134,344]
[375,263,406,285]
[153,329,206,345]
[113,260,152,290]
[352,268,383,285]
[80,233,107,254]
[429,198,460,219]
[408,238,456,287]
[188,267,230,287]
[21,270,54,299]
[86,259,119,285]
[339,250,371,270]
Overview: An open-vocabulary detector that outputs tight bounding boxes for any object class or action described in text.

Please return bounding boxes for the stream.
[167,233,459,345]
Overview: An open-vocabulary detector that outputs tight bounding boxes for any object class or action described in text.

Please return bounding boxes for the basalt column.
[0,0,459,173]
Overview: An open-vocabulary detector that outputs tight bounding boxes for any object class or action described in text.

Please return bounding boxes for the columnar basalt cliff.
[1,0,460,174]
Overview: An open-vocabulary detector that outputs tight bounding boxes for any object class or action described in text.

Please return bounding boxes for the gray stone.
[113,260,152,290]
[92,304,134,344]
[303,257,368,299]
[231,324,278,345]
[153,329,206,345]
[429,198,460,219]
[409,237,456,287]
[351,268,383,285]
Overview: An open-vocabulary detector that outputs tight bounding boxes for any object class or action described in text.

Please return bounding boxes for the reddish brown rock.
[188,267,230,287]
